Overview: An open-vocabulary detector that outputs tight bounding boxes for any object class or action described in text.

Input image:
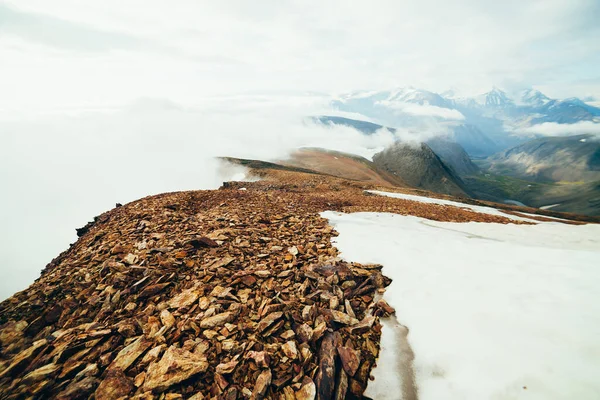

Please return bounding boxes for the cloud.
[377,100,466,120]
[1,0,600,112]
[0,3,146,52]
[0,97,397,299]
[519,121,600,137]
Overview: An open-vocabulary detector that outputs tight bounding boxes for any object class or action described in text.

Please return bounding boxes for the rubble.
[0,159,513,399]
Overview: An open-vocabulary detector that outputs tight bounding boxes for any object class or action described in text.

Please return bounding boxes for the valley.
[314,87,600,215]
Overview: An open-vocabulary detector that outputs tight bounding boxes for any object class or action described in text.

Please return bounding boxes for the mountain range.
[331,87,600,157]
[315,87,600,215]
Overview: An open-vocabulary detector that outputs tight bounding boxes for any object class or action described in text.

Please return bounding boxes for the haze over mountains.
[331,86,600,156]
[315,86,600,215]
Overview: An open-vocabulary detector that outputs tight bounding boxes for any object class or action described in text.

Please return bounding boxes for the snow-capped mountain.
[331,86,600,157]
[477,87,514,108]
[520,89,551,107]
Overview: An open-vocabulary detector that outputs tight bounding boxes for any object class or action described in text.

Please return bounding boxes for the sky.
[0,0,600,298]
[1,0,600,114]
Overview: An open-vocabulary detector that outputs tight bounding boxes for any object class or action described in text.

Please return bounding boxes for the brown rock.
[329,310,359,325]
[188,236,219,248]
[95,368,134,400]
[295,376,316,400]
[281,341,298,359]
[216,359,239,374]
[296,323,313,343]
[251,368,272,400]
[0,338,47,378]
[22,363,60,383]
[337,346,360,376]
[168,287,200,309]
[257,311,283,332]
[56,376,100,400]
[143,346,209,392]
[334,369,348,400]
[199,311,234,329]
[316,333,336,400]
[108,336,152,372]
[160,309,176,328]
[138,283,170,298]
[246,351,270,368]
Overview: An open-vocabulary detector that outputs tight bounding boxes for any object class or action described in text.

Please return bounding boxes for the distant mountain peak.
[480,87,514,108]
[520,88,551,107]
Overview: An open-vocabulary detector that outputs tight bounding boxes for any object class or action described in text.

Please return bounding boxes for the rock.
[108,336,152,372]
[22,363,60,383]
[199,311,235,329]
[0,339,48,378]
[375,298,396,316]
[143,346,209,393]
[251,368,272,400]
[257,311,283,332]
[134,371,146,387]
[0,166,397,399]
[216,359,238,374]
[168,287,199,309]
[160,309,176,328]
[56,376,100,400]
[329,310,359,325]
[140,344,165,365]
[350,315,375,334]
[316,333,336,400]
[295,376,316,400]
[138,283,170,298]
[94,368,134,400]
[281,341,298,359]
[337,346,360,376]
[123,253,138,265]
[188,237,219,248]
[296,323,313,343]
[246,351,270,368]
[334,369,348,400]
[0,320,27,346]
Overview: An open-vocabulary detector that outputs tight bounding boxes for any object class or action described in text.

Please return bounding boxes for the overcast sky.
[2,0,600,114]
[1,1,600,299]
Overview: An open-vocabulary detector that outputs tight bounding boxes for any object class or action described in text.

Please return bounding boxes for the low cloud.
[519,121,600,137]
[376,101,465,120]
[0,97,397,299]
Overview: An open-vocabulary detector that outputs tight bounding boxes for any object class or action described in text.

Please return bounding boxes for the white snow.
[518,211,570,222]
[540,203,561,210]
[322,210,600,400]
[366,190,541,223]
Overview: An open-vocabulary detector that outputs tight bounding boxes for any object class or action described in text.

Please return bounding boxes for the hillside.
[2,162,536,399]
[315,115,479,181]
[0,158,597,399]
[482,134,600,183]
[425,138,480,176]
[373,142,470,197]
[282,148,407,188]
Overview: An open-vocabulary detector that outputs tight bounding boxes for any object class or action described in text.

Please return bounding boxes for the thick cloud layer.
[518,121,600,138]
[0,98,397,299]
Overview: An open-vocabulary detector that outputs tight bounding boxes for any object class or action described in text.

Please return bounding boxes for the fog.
[0,96,397,299]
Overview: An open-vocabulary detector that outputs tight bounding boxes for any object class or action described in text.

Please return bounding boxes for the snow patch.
[323,211,600,400]
[366,190,540,223]
[540,203,561,210]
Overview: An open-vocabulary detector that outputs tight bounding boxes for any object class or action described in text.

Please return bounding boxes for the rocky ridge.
[0,162,548,399]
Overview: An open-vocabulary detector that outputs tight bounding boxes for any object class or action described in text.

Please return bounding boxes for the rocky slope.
[482,134,600,183]
[425,138,479,177]
[1,160,542,400]
[373,142,470,197]
[282,148,407,188]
